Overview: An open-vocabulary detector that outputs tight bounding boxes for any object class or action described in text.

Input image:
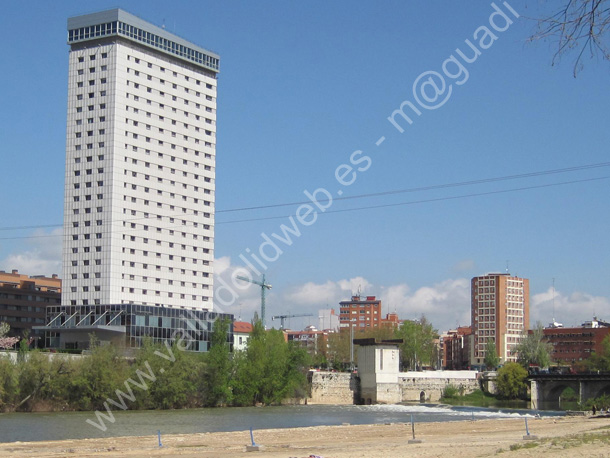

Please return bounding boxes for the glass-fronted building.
[38,303,232,352]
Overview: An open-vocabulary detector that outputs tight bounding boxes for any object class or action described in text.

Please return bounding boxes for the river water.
[0,404,564,443]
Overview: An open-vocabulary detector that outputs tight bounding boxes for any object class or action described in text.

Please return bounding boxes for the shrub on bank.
[0,320,311,412]
[495,362,528,400]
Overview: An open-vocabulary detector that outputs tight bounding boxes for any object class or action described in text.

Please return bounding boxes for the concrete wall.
[308,371,357,405]
[400,370,479,402]
[0,350,84,364]
[308,369,480,405]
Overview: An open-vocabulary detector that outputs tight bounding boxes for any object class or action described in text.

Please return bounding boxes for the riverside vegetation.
[0,319,310,412]
[0,314,441,413]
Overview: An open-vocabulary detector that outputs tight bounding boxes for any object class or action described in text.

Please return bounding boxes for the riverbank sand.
[2,416,610,457]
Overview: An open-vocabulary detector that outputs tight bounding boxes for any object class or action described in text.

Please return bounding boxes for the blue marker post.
[246,426,264,452]
[250,427,256,446]
[408,414,422,444]
[522,417,538,440]
[157,430,163,448]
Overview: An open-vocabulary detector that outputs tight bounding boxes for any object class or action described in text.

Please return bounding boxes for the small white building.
[233,321,253,351]
[356,338,402,404]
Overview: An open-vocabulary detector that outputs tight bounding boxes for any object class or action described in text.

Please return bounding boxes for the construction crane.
[271,313,314,330]
[236,274,272,326]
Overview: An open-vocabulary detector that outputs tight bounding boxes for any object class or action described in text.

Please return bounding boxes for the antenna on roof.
[505,260,509,274]
[553,277,555,323]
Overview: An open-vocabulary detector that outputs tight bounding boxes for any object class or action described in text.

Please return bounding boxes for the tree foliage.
[395,316,439,370]
[496,362,529,399]
[484,339,500,370]
[514,323,553,369]
[530,0,610,76]
[202,318,234,406]
[232,320,310,406]
[586,335,610,371]
[67,339,129,410]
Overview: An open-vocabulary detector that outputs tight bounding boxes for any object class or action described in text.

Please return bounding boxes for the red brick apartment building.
[0,270,61,343]
[542,320,610,367]
[339,295,400,330]
[471,273,529,367]
[442,326,473,370]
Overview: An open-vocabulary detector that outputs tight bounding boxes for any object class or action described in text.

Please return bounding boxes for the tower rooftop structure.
[67,8,219,73]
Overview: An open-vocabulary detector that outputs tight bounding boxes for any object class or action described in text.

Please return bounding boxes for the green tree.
[514,323,553,369]
[232,320,310,406]
[0,357,17,411]
[67,337,128,410]
[496,362,528,399]
[395,316,438,370]
[132,336,201,410]
[484,339,500,370]
[202,318,234,406]
[14,350,74,411]
[586,335,610,371]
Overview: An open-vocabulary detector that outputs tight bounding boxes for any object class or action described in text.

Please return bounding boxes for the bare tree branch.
[529,0,610,76]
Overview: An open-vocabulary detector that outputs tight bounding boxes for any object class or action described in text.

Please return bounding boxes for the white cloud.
[215,257,610,333]
[213,256,267,319]
[284,276,471,332]
[452,259,475,273]
[285,280,343,305]
[285,276,372,306]
[531,288,610,327]
[337,277,372,296]
[0,228,62,276]
[381,279,471,331]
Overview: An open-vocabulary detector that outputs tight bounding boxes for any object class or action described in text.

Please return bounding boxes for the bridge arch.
[591,384,610,399]
[530,374,610,409]
[546,382,579,403]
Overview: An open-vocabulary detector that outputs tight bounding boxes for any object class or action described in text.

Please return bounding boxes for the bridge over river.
[530,373,610,409]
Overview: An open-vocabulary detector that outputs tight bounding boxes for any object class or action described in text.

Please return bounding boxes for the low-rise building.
[0,270,61,345]
[36,303,232,352]
[340,295,382,329]
[285,325,328,355]
[381,312,400,328]
[542,318,610,366]
[339,295,401,330]
[442,326,473,370]
[233,321,253,351]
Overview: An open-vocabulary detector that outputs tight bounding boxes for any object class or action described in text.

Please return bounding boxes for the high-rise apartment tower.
[63,9,218,310]
[470,273,529,366]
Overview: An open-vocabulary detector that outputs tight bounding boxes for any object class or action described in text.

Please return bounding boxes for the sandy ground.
[2,416,610,457]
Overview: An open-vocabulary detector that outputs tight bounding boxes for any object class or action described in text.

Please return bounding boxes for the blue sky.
[0,1,609,332]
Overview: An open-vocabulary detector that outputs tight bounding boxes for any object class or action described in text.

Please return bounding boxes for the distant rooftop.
[233,321,253,334]
[67,8,219,73]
